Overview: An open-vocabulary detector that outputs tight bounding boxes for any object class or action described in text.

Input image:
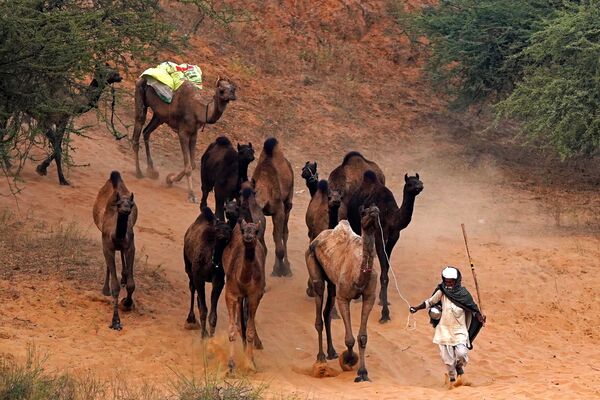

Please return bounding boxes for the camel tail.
[134,78,148,121]
[110,171,122,188]
[263,137,278,157]
[342,151,365,165]
[363,170,378,183]
[201,207,215,223]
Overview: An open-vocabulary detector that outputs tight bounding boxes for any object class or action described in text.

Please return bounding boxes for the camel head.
[115,192,135,216]
[216,77,237,102]
[302,161,318,184]
[225,199,240,224]
[215,219,233,242]
[359,204,380,233]
[403,173,424,196]
[240,220,260,247]
[327,188,343,208]
[237,142,255,164]
[96,63,123,85]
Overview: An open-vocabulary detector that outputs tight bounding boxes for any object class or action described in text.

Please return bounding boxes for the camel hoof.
[59,179,70,186]
[119,298,134,312]
[188,192,198,204]
[354,369,370,383]
[135,170,144,179]
[270,269,282,277]
[146,169,159,179]
[339,350,358,371]
[110,321,122,331]
[306,286,315,298]
[165,173,176,187]
[35,164,47,176]
[227,360,235,374]
[254,337,263,350]
[378,315,391,324]
[326,349,338,360]
[201,329,209,339]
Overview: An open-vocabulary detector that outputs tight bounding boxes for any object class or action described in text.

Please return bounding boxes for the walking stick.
[461,223,483,312]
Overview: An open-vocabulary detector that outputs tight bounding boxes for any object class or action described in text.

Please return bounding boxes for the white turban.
[442,267,458,279]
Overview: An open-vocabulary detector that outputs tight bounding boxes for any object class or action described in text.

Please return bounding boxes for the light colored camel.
[222,220,266,372]
[132,76,236,202]
[92,171,137,330]
[252,138,294,276]
[306,205,380,382]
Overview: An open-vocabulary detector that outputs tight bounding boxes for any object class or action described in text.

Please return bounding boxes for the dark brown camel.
[183,206,233,337]
[301,161,319,197]
[92,171,137,330]
[328,151,385,226]
[132,76,237,203]
[239,183,267,255]
[222,219,266,372]
[36,65,122,185]
[306,205,380,382]
[347,170,423,323]
[200,136,254,220]
[252,138,294,277]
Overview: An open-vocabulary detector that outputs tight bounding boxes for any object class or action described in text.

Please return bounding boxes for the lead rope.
[377,215,416,331]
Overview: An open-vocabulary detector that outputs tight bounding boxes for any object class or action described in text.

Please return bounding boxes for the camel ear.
[314,162,317,168]
[404,173,409,182]
[130,193,134,201]
[216,75,221,86]
[249,142,252,148]
[237,143,241,150]
[241,219,247,229]
[416,173,420,180]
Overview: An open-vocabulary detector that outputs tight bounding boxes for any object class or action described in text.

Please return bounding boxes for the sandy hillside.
[1,0,599,399]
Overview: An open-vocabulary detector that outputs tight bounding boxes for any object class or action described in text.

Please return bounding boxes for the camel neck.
[205,95,227,124]
[85,78,105,111]
[244,243,256,260]
[395,191,416,230]
[306,180,318,197]
[357,229,376,289]
[238,160,250,183]
[115,212,129,240]
[212,238,228,267]
[328,204,340,229]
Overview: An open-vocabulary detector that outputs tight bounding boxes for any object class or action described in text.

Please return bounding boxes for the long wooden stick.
[461,223,483,312]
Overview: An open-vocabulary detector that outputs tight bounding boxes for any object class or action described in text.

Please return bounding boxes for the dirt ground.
[1,1,599,398]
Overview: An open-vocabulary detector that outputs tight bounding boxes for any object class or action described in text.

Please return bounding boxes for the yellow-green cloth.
[141,61,203,90]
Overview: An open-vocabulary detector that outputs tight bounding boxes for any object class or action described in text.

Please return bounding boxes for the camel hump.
[363,170,379,183]
[263,137,278,157]
[110,171,122,188]
[216,136,231,146]
[342,151,366,165]
[317,179,328,193]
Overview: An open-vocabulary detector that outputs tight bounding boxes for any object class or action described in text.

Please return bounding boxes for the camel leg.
[51,122,69,186]
[271,208,290,277]
[167,132,197,203]
[375,237,391,323]
[142,114,161,179]
[244,293,263,371]
[208,268,224,337]
[379,232,399,307]
[199,173,213,211]
[186,277,197,327]
[195,275,208,338]
[281,203,292,273]
[102,264,111,296]
[306,248,327,362]
[225,290,239,373]
[324,280,338,359]
[35,128,58,179]
[338,299,358,371]
[214,185,227,221]
[132,91,147,178]
[355,289,376,382]
[122,245,135,311]
[103,247,122,331]
[185,132,199,203]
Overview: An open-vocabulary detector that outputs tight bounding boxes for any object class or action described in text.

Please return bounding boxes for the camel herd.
[82,71,425,381]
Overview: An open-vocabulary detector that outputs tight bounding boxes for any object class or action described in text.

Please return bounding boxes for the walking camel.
[35,65,122,185]
[306,204,381,382]
[252,138,294,277]
[92,171,137,330]
[222,219,266,372]
[132,76,237,203]
[183,206,233,337]
[328,151,385,226]
[347,170,423,323]
[200,136,254,220]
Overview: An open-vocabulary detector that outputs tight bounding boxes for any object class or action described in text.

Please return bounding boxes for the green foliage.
[179,0,253,34]
[408,0,557,110]
[496,2,600,157]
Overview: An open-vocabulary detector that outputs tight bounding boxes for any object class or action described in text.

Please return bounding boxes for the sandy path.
[1,127,599,399]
